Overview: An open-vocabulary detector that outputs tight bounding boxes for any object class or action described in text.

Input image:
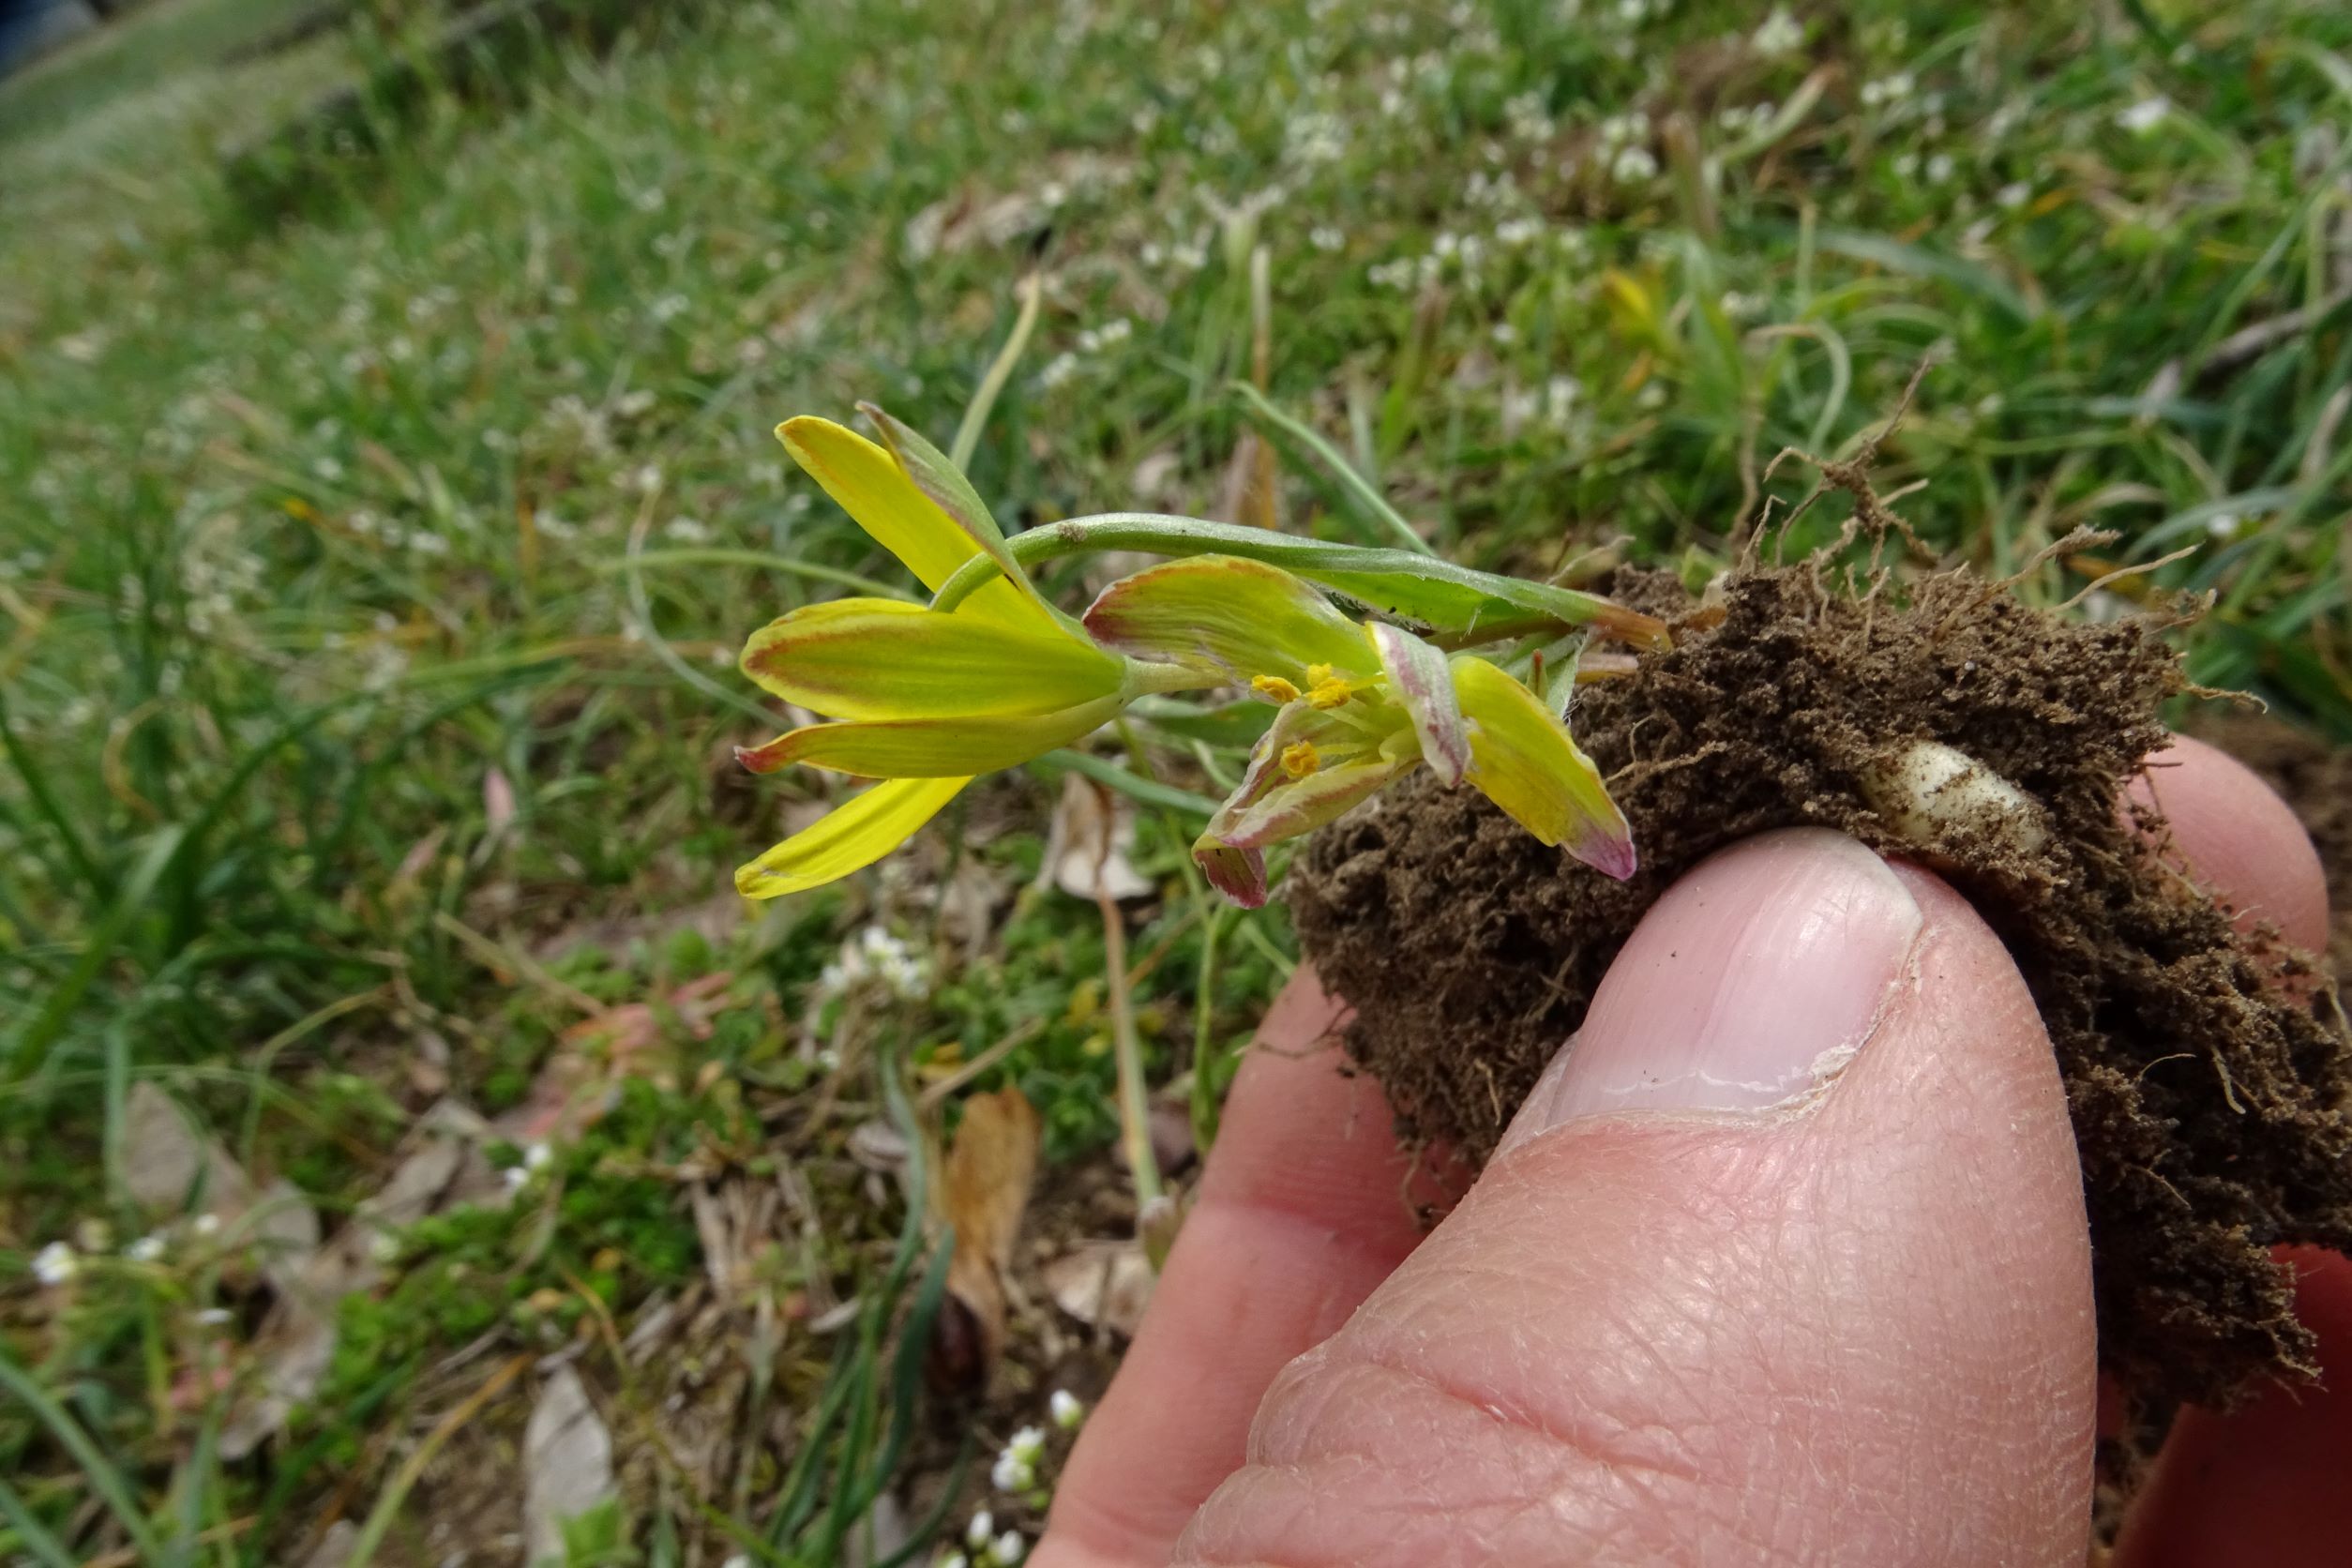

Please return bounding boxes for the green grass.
[3,0,2351,1560]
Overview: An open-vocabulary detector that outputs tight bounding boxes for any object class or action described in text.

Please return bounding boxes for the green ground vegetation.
[2,0,2349,1560]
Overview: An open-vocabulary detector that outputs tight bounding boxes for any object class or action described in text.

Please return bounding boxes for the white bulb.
[1862,741,2047,858]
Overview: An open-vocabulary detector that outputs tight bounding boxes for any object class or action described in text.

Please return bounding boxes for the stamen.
[1280,741,1321,778]
[1251,674,1302,703]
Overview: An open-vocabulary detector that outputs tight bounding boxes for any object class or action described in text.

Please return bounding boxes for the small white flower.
[1751,6,1802,55]
[195,1307,234,1327]
[2205,511,2241,541]
[967,1511,995,1548]
[991,1530,1026,1565]
[524,1141,554,1172]
[2117,96,2171,135]
[1491,322,1518,346]
[1925,153,1955,184]
[32,1242,77,1286]
[1860,72,1915,109]
[192,1213,222,1238]
[1310,224,1345,252]
[504,1166,530,1192]
[127,1234,167,1263]
[990,1449,1035,1493]
[1997,181,2032,210]
[1610,145,1659,183]
[937,1556,968,1568]
[1050,1388,1085,1428]
[1009,1425,1048,1464]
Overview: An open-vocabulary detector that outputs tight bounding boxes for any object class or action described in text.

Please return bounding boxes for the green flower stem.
[928,513,1671,648]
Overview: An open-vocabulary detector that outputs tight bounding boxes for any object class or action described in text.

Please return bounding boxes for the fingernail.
[1500,829,1922,1149]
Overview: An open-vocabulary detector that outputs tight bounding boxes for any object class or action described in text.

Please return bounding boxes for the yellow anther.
[1251,674,1302,703]
[1306,676,1354,709]
[1301,662,1354,708]
[1280,741,1321,779]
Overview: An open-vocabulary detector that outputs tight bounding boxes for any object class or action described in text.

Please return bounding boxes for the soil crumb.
[1291,563,2352,1426]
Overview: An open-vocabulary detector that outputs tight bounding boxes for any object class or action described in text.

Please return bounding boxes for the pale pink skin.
[1034,735,2344,1567]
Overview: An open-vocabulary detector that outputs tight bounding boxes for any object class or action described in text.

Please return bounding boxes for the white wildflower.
[192,1213,222,1238]
[1050,1389,1085,1428]
[2117,96,2170,135]
[991,1530,1026,1565]
[966,1510,995,1548]
[990,1448,1035,1493]
[1925,153,1955,184]
[664,517,713,545]
[1610,145,1659,183]
[1996,181,2032,209]
[127,1234,167,1263]
[195,1307,234,1327]
[1751,7,1802,55]
[1860,72,1915,109]
[1310,224,1345,251]
[2205,511,2241,541]
[32,1242,78,1286]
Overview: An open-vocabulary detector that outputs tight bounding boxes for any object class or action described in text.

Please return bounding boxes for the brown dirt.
[1290,563,2352,1440]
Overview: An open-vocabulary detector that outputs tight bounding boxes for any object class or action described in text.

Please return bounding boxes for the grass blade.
[1230,381,1436,555]
[8,825,185,1080]
[0,1349,166,1564]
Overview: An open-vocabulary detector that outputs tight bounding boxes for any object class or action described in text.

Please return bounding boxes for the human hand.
[1033,736,2349,1566]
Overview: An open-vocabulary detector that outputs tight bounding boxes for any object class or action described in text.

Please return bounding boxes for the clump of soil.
[1291,561,2352,1429]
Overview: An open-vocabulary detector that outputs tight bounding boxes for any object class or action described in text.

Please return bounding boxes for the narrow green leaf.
[933,513,1670,647]
[9,826,186,1080]
[1229,381,1436,555]
[1815,229,2038,324]
[0,1349,167,1565]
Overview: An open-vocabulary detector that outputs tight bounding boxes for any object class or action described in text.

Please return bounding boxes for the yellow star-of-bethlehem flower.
[734,407,1636,908]
[731,406,1195,898]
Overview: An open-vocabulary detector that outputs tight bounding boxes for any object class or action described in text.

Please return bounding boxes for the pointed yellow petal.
[776,416,1041,629]
[1450,656,1636,880]
[740,599,1122,720]
[1082,556,1380,686]
[735,776,970,898]
[735,693,1124,779]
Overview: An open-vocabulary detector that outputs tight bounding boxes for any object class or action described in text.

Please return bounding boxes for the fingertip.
[2131,733,2329,954]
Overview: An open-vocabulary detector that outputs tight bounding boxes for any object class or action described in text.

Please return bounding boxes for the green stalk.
[931,513,1670,648]
[950,272,1044,471]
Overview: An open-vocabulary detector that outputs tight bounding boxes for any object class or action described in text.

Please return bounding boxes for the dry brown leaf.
[928,1087,1041,1387]
[523,1365,615,1566]
[1039,775,1153,902]
[123,1083,318,1293]
[1043,1240,1156,1337]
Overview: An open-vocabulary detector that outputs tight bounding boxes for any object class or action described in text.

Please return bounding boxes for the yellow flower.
[733,408,1180,898]
[1083,555,1635,905]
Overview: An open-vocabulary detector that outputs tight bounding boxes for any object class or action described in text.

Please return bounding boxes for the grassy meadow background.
[3,0,2349,1561]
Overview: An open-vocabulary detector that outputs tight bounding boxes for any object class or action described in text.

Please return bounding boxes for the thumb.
[1177,829,2097,1567]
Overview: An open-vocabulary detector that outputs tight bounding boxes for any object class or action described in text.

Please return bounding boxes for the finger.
[2115,734,2346,1561]
[2130,732,2329,953]
[2112,1247,2352,1567]
[1036,971,1434,1568]
[1180,830,2098,1565]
